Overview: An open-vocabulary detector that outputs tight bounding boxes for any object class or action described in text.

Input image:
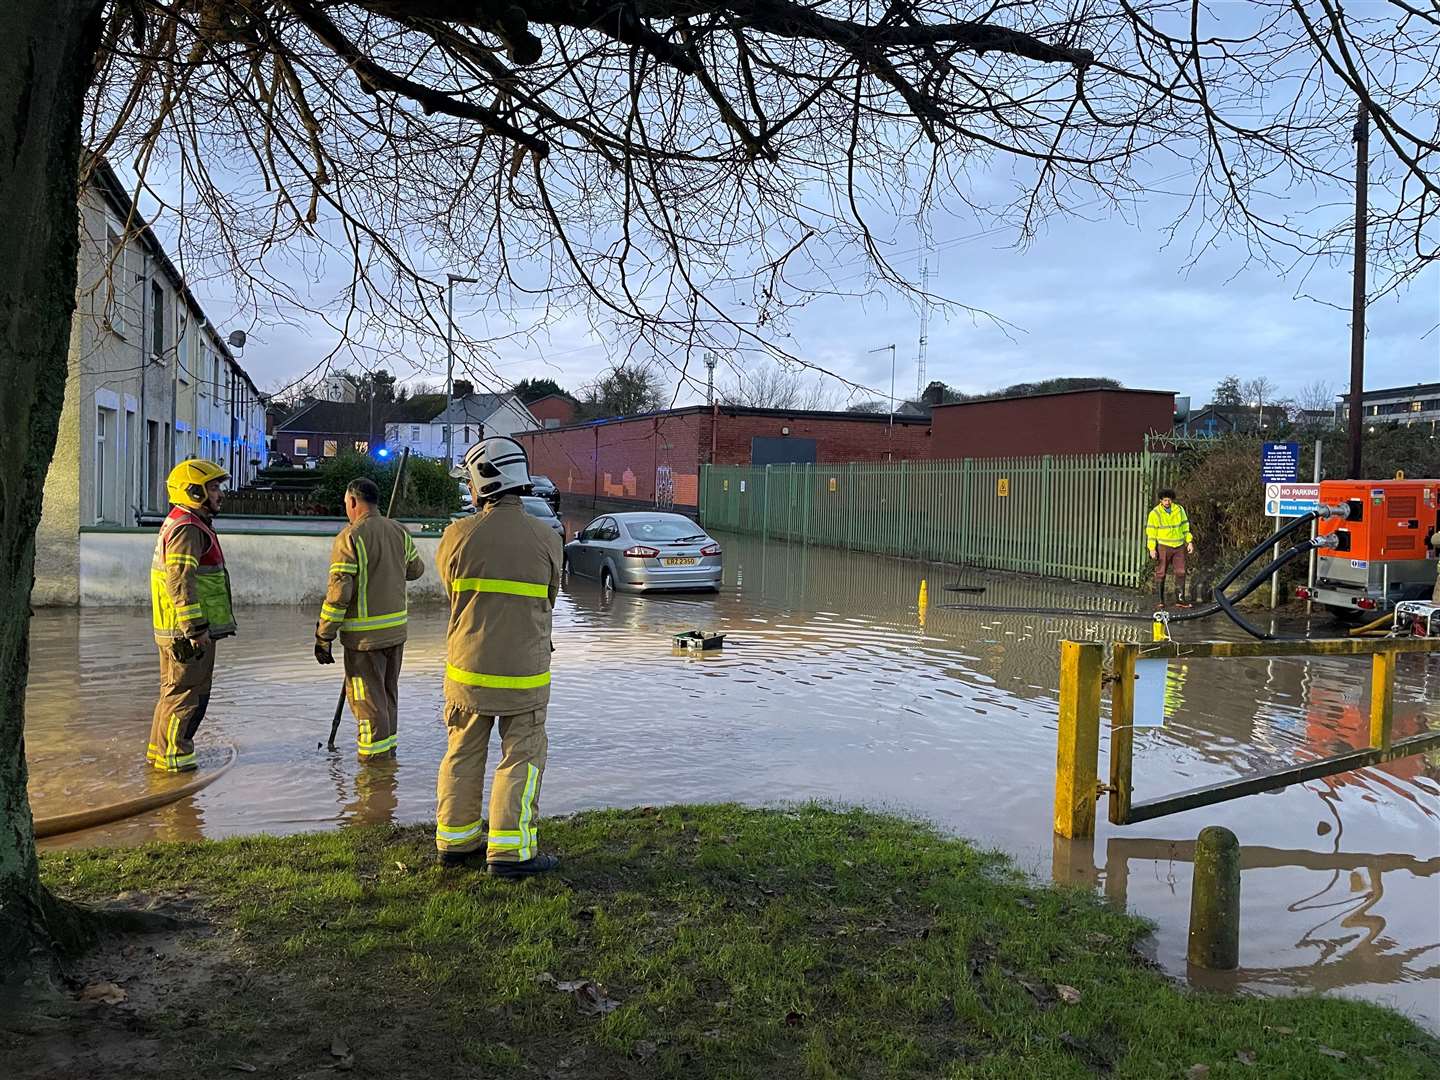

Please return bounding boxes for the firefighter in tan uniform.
[434,436,563,877]
[314,478,424,759]
[148,459,236,772]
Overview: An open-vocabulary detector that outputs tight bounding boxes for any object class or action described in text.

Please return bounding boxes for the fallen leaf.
[1317,1046,1348,1061]
[571,981,621,1015]
[393,861,409,872]
[1265,1026,1295,1036]
[229,1066,258,1075]
[1186,1066,1210,1079]
[1018,979,1055,1008]
[554,979,589,993]
[330,1036,350,1058]
[1055,984,1082,1005]
[79,981,127,1005]
[633,1040,657,1060]
[536,972,557,985]
[1236,1049,1257,1066]
[784,1010,805,1027]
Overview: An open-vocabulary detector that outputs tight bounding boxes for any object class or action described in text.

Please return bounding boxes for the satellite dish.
[227,330,248,349]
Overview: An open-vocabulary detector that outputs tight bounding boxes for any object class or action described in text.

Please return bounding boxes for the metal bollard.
[1188,826,1241,970]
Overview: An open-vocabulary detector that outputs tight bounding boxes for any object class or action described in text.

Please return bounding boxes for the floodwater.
[24,527,1440,1029]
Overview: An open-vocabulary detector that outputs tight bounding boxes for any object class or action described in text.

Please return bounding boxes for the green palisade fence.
[699,453,1178,588]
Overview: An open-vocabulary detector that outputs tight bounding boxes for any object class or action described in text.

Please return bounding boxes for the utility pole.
[445,273,478,468]
[915,259,929,400]
[1347,100,1369,479]
[869,343,897,459]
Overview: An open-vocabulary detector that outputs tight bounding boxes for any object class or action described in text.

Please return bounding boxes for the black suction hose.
[934,510,1329,632]
[1212,540,1322,640]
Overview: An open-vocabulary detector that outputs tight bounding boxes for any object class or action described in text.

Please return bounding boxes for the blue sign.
[1261,442,1299,483]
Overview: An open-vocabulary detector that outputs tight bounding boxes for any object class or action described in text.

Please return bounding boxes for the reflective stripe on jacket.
[1146,503,1192,552]
[318,511,424,650]
[151,506,236,639]
[436,494,563,715]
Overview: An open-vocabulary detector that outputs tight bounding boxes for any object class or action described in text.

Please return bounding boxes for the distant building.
[516,405,932,510]
[385,391,538,464]
[930,388,1175,458]
[526,393,578,429]
[275,400,386,462]
[321,372,361,403]
[35,158,266,605]
[1335,382,1440,432]
[1178,402,1290,437]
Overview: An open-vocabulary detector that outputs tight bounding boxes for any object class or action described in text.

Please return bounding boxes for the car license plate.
[663,557,698,566]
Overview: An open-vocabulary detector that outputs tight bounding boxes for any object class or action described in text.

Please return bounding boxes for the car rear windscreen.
[625,518,703,541]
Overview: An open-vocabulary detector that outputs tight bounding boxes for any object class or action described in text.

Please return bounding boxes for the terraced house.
[34,159,266,606]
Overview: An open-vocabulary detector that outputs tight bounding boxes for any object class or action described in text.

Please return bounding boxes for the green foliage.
[35,805,1439,1079]
[512,377,572,403]
[574,364,666,420]
[1212,376,1243,407]
[996,376,1122,398]
[311,451,459,516]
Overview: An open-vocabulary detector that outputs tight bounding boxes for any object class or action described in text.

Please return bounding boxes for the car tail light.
[700,544,722,557]
[623,545,659,559]
[1355,597,1378,610]
[1294,586,1312,600]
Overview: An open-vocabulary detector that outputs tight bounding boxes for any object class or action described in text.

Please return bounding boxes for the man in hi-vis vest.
[314,477,425,759]
[148,459,235,772]
[434,436,563,877]
[1146,487,1195,608]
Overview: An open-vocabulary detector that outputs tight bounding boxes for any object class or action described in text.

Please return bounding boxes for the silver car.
[565,512,722,593]
[521,496,565,538]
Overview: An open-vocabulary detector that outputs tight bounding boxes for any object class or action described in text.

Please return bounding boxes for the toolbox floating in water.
[673,630,725,652]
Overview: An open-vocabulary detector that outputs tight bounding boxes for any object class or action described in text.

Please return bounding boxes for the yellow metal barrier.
[1053,636,1440,839]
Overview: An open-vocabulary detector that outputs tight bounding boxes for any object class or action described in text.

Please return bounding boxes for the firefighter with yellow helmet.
[147,458,235,772]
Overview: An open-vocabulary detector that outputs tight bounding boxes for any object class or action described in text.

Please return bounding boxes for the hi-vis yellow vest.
[150,507,236,639]
[1145,503,1192,552]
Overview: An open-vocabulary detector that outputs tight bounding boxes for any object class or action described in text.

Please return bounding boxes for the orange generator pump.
[1305,477,1439,617]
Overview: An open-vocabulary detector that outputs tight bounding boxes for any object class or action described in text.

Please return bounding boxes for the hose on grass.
[34,744,237,839]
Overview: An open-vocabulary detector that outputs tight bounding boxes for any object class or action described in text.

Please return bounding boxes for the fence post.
[762,465,771,544]
[1054,640,1104,839]
[1369,650,1395,751]
[698,463,707,525]
[1108,642,1137,825]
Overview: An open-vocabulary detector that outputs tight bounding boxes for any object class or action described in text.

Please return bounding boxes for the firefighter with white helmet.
[433,436,563,876]
[147,459,235,771]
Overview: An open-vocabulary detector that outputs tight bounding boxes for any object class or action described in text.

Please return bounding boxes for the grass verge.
[20,803,1440,1078]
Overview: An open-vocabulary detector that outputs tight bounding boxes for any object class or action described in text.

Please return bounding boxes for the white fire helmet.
[462,436,532,501]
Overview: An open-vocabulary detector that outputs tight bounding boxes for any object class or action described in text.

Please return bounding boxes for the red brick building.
[518,406,932,510]
[928,388,1175,459]
[527,393,578,429]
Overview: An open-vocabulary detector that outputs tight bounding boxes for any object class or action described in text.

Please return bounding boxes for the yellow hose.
[34,744,237,839]
[1348,611,1395,637]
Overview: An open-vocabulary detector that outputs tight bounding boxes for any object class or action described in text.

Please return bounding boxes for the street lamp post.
[445,273,479,467]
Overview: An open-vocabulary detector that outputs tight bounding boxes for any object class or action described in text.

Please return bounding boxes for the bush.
[311,451,459,517]
[1168,425,1440,600]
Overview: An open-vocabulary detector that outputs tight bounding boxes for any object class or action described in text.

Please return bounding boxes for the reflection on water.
[25,529,1440,1028]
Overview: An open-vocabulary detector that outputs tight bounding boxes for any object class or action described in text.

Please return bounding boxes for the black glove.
[314,635,335,665]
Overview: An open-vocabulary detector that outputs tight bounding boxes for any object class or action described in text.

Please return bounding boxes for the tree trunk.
[0,0,105,970]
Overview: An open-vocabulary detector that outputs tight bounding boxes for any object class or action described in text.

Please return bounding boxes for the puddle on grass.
[25,526,1440,1029]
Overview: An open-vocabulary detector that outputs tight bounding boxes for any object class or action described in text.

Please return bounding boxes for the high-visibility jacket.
[151,506,236,640]
[318,510,425,650]
[436,494,563,716]
[1146,503,1193,553]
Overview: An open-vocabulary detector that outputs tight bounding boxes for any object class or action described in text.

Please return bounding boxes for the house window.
[411,425,421,441]
[354,441,369,453]
[1412,401,1424,412]
[105,225,127,334]
[323,439,338,457]
[150,279,165,359]
[294,438,309,457]
[95,407,113,520]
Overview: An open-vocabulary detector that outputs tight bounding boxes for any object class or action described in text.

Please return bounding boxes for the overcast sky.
[173,164,1438,411]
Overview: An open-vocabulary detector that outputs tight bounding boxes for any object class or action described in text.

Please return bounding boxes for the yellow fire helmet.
[166,458,230,509]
